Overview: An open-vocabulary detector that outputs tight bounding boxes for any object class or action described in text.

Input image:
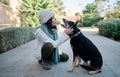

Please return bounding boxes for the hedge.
[97,18,120,40]
[78,16,103,27]
[0,27,36,54]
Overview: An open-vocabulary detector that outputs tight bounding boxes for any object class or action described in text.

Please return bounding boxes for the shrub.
[0,27,36,54]
[97,18,120,40]
[78,14,102,27]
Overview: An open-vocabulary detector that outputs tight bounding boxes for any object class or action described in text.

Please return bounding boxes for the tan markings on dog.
[68,56,81,72]
[89,69,101,75]
[76,56,81,66]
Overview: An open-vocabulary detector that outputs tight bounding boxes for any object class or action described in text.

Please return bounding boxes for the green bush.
[78,14,102,27]
[0,27,36,54]
[97,18,120,40]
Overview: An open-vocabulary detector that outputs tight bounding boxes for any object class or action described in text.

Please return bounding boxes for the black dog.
[61,18,103,75]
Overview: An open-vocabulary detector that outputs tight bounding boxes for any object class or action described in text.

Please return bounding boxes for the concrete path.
[0,27,120,77]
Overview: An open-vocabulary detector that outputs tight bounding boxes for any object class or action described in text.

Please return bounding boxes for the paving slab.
[0,27,120,77]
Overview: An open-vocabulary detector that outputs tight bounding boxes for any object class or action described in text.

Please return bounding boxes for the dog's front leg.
[76,56,81,67]
[68,56,78,72]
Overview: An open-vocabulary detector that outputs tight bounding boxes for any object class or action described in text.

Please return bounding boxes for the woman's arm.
[36,28,69,48]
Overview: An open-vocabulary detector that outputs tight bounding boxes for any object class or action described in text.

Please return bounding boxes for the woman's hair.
[45,18,57,30]
[45,18,57,35]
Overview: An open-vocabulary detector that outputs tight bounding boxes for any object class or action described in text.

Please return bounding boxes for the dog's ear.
[74,21,79,26]
[63,18,68,26]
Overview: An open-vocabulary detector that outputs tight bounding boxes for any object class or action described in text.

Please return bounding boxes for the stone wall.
[0,0,22,30]
[0,3,11,24]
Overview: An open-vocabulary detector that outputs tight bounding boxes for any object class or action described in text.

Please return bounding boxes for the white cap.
[38,9,55,23]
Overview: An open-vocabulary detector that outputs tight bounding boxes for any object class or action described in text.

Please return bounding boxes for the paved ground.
[0,27,120,77]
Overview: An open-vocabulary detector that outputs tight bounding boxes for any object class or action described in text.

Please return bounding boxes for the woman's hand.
[64,26,74,35]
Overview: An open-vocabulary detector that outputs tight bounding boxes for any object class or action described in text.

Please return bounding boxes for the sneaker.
[41,61,52,70]
[48,62,55,66]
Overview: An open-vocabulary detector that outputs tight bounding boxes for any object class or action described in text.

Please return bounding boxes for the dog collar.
[70,31,81,38]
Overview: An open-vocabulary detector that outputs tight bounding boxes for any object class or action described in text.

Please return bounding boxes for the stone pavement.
[0,27,120,77]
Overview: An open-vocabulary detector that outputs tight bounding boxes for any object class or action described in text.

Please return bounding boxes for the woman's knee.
[60,52,69,62]
[42,42,54,52]
[41,42,54,59]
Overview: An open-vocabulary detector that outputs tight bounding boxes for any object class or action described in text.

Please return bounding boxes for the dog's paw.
[89,70,101,75]
[75,64,79,67]
[67,67,73,72]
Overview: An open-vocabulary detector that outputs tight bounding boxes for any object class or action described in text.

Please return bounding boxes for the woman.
[33,9,73,70]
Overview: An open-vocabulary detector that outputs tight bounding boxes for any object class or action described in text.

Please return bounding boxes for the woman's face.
[51,16,57,27]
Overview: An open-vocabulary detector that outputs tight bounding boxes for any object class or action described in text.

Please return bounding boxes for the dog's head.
[61,18,80,36]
